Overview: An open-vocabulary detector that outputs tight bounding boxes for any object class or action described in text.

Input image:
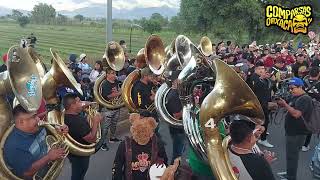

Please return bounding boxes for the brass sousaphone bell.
[155,37,185,127]
[93,41,125,110]
[122,35,166,113]
[198,36,213,57]
[199,60,264,180]
[0,46,65,180]
[43,49,105,156]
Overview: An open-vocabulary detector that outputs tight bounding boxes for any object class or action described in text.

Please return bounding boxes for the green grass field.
[0,21,204,66]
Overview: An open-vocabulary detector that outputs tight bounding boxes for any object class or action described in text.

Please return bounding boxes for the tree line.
[5,1,320,44]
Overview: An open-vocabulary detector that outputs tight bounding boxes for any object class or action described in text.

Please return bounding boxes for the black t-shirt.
[304,79,320,101]
[166,89,184,134]
[292,61,309,77]
[112,138,167,180]
[64,114,91,145]
[229,148,275,180]
[248,73,272,111]
[285,94,312,136]
[131,80,153,109]
[102,80,119,101]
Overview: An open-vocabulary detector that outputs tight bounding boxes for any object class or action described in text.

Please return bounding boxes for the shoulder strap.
[125,136,132,180]
[151,135,158,164]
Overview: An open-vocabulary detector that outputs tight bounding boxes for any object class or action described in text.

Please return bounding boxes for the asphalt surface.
[57,109,318,180]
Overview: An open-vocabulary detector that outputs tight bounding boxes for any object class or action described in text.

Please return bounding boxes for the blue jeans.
[68,154,90,180]
[170,132,186,164]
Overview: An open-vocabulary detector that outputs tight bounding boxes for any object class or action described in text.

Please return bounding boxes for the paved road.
[57,110,318,180]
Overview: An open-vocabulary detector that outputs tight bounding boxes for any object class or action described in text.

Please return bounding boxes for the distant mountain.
[59,5,179,19]
[0,7,29,16]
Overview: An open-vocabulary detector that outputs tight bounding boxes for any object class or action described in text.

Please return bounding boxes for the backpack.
[299,95,320,134]
[311,143,320,179]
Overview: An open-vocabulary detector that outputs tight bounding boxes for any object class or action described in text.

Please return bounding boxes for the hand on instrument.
[150,91,156,101]
[93,112,102,124]
[47,147,66,161]
[55,124,69,135]
[276,98,287,107]
[253,125,265,139]
[263,150,277,164]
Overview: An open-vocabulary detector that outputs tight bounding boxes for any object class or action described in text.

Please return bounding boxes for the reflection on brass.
[199,60,264,180]
[155,83,182,127]
[198,36,213,57]
[121,70,140,113]
[0,46,65,180]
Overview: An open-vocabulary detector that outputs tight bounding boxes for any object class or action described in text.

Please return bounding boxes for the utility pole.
[106,0,112,42]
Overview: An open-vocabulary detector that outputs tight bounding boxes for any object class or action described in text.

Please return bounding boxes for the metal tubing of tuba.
[0,46,65,180]
[199,60,264,180]
[93,41,125,110]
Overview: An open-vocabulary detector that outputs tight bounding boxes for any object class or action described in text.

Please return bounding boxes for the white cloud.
[0,0,180,11]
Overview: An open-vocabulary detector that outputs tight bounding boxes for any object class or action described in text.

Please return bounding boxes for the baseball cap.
[79,53,86,61]
[140,66,153,77]
[288,77,304,87]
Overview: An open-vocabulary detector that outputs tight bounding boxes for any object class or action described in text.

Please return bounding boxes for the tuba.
[122,35,166,113]
[198,36,213,57]
[199,59,264,180]
[176,35,265,179]
[93,41,125,110]
[155,37,184,127]
[43,49,106,156]
[0,46,66,180]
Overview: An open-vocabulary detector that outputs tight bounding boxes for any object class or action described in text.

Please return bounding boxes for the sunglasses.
[289,86,298,91]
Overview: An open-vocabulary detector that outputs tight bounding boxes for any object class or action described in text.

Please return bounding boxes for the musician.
[4,105,68,179]
[270,56,288,83]
[248,61,274,148]
[228,119,275,180]
[292,53,309,77]
[63,93,102,180]
[165,71,186,163]
[101,68,122,151]
[132,67,155,110]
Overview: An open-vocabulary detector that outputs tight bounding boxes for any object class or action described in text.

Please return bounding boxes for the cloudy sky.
[0,0,180,11]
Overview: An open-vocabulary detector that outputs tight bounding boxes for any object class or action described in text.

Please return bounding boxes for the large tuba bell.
[93,41,125,110]
[43,49,105,156]
[27,47,48,79]
[0,46,66,180]
[155,37,184,127]
[122,35,166,113]
[199,59,264,179]
[145,35,166,75]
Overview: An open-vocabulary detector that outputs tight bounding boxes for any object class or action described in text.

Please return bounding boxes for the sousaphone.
[122,35,166,113]
[93,41,125,110]
[176,35,265,179]
[198,36,213,57]
[155,37,184,127]
[43,48,106,156]
[0,46,66,180]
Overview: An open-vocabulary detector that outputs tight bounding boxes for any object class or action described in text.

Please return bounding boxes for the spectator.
[78,53,92,79]
[89,60,103,82]
[276,77,313,180]
[68,54,78,73]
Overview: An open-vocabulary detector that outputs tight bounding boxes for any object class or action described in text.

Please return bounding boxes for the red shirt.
[282,54,295,65]
[264,56,274,67]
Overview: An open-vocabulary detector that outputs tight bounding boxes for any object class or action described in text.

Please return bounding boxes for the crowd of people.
[0,33,320,180]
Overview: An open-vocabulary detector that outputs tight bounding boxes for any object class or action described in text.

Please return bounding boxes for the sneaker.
[277,171,287,180]
[302,146,310,152]
[109,137,122,143]
[258,140,274,148]
[101,143,109,151]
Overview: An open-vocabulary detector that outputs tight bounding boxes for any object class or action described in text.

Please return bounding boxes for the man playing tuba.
[62,93,103,180]
[101,68,122,151]
[131,67,156,112]
[4,105,68,179]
